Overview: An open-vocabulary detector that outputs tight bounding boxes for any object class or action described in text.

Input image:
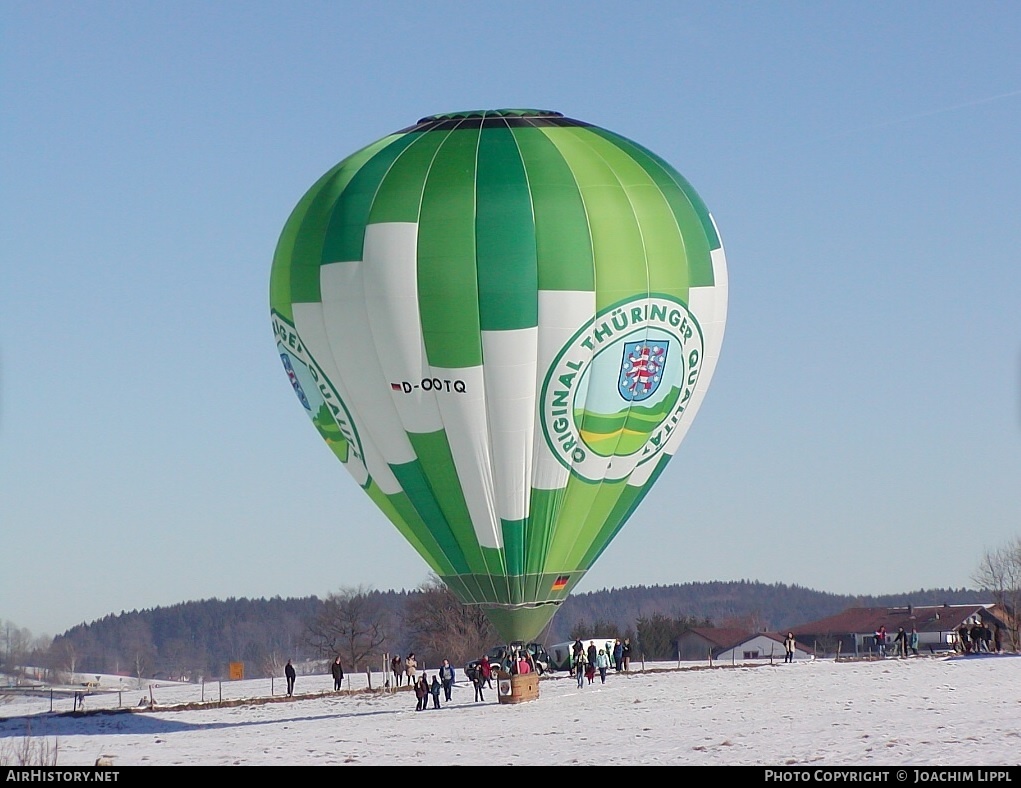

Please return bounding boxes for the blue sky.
[3,2,1019,637]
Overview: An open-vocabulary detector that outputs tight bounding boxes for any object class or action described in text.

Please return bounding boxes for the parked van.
[548,637,620,672]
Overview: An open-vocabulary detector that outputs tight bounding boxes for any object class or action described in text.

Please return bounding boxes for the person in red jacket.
[480,654,493,688]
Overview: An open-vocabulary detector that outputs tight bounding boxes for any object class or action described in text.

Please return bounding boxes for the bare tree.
[972,535,1021,651]
[0,622,32,677]
[403,576,496,665]
[260,651,286,681]
[306,586,390,672]
[120,620,156,687]
[49,638,78,683]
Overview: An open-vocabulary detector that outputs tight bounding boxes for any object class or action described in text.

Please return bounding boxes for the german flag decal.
[551,576,569,592]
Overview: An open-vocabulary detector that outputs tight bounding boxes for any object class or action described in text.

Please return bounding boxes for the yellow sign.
[229,662,244,680]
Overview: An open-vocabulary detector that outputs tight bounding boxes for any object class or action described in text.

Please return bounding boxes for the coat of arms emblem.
[618,341,668,402]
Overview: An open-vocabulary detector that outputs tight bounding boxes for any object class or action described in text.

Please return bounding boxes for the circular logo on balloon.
[540,295,704,482]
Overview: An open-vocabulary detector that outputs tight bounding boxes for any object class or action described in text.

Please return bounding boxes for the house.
[786,603,1015,658]
[674,628,813,663]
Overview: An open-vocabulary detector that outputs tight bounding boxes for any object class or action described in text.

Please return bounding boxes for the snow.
[2,654,1019,766]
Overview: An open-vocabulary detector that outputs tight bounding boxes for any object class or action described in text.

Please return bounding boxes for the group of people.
[464,655,494,702]
[413,660,456,710]
[390,652,418,687]
[956,620,1002,654]
[570,638,631,687]
[873,625,920,658]
[413,655,494,709]
[283,655,346,697]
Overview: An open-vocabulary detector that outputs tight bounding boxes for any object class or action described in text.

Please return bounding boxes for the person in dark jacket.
[331,656,344,690]
[285,660,296,696]
[621,638,632,671]
[415,675,428,711]
[430,675,442,709]
[971,621,986,653]
[467,664,485,702]
[893,627,907,658]
[439,659,455,701]
[957,624,970,654]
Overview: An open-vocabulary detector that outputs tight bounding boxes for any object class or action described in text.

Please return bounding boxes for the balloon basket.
[496,670,540,704]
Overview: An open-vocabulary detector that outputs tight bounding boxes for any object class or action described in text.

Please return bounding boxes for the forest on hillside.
[1,581,991,684]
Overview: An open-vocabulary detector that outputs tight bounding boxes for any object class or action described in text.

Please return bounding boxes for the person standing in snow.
[439,659,455,702]
[957,624,970,654]
[331,656,344,690]
[467,663,486,702]
[430,675,442,709]
[783,632,796,663]
[415,675,429,711]
[596,649,610,683]
[971,621,985,653]
[285,660,296,696]
[893,627,907,658]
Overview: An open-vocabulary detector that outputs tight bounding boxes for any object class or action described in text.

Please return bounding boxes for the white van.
[548,637,620,671]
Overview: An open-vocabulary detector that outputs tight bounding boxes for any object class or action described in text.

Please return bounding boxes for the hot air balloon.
[270,109,727,644]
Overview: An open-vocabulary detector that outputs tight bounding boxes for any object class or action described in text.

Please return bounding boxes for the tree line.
[2,572,1006,685]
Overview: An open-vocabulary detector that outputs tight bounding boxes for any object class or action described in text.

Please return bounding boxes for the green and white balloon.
[270,109,728,643]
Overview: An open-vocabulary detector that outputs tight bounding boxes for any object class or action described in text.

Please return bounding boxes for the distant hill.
[546,582,989,643]
[41,583,987,679]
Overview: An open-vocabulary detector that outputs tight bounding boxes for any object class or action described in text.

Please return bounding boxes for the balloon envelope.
[270,109,728,643]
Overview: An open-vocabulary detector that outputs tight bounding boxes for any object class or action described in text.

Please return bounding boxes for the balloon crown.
[418,109,564,123]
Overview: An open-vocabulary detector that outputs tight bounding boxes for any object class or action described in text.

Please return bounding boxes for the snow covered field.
[2,654,1019,766]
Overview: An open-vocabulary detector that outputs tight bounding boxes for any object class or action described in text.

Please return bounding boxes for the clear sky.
[3,2,1019,637]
